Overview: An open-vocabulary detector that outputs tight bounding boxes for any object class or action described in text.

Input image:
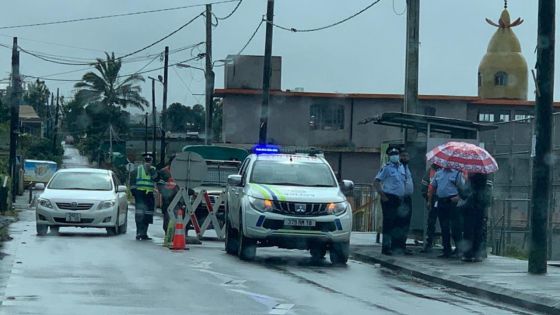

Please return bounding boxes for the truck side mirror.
[341,180,354,195]
[227,175,243,187]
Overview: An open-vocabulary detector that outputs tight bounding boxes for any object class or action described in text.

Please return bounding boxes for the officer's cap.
[142,153,153,162]
[386,147,400,156]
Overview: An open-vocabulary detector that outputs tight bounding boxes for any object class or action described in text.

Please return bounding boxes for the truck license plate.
[66,213,81,222]
[284,219,316,227]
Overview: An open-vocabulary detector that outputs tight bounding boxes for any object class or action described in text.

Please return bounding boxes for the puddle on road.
[5,295,39,301]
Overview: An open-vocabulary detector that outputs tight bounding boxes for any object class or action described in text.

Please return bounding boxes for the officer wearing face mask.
[374,147,406,256]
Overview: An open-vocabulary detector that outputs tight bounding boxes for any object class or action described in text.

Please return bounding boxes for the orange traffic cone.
[171,208,187,250]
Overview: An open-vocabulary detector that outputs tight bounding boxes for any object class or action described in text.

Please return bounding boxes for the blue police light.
[252,144,280,154]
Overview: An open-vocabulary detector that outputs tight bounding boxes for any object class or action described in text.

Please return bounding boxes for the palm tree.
[74,52,148,111]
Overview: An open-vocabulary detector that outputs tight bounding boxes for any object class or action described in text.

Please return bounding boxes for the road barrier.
[164,188,226,243]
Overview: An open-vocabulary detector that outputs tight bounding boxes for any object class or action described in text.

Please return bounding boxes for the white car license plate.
[66,213,81,222]
[284,219,316,227]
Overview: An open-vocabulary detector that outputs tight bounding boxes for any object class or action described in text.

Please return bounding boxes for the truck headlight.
[249,197,274,212]
[327,202,348,215]
[97,200,116,210]
[38,198,53,209]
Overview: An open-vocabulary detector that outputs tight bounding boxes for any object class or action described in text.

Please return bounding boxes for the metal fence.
[480,114,560,259]
[350,183,379,232]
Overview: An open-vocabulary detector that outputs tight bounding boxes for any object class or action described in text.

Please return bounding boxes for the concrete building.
[214,7,538,186]
[19,105,42,138]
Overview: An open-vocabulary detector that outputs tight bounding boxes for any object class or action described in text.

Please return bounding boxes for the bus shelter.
[360,112,498,242]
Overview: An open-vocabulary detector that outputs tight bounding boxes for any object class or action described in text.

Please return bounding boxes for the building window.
[514,113,533,122]
[310,104,344,130]
[494,71,508,86]
[498,114,510,122]
[424,106,436,116]
[478,112,495,122]
[478,72,482,87]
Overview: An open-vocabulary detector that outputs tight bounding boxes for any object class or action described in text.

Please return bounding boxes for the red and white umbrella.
[426,141,499,174]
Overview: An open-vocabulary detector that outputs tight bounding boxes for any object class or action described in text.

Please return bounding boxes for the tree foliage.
[24,80,50,119]
[167,102,205,132]
[74,52,148,111]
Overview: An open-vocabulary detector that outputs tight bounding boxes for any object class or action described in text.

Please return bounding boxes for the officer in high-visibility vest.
[131,153,159,240]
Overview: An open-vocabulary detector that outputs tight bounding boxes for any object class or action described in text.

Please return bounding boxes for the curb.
[351,248,560,314]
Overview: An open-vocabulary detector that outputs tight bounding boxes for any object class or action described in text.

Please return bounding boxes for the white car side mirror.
[34,183,45,190]
[117,185,127,193]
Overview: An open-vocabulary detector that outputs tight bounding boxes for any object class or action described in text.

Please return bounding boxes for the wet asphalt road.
[0,146,540,315]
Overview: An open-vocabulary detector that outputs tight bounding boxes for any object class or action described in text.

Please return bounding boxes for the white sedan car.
[35,168,129,236]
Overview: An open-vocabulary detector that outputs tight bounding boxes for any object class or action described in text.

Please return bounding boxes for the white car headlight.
[38,198,53,209]
[249,196,274,212]
[327,202,348,215]
[97,200,116,210]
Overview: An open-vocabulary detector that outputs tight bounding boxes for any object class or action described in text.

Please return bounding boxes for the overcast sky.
[0,0,553,113]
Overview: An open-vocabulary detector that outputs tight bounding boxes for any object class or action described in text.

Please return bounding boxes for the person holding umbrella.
[426,141,499,259]
[460,173,492,262]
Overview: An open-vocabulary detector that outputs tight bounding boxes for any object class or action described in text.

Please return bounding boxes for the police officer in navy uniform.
[374,147,406,256]
[429,167,465,258]
[392,148,413,255]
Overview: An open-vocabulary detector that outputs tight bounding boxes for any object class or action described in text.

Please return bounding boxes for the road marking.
[269,303,295,315]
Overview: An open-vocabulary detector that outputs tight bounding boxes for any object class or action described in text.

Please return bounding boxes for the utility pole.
[529,0,555,275]
[160,46,169,166]
[8,37,20,202]
[151,78,156,164]
[205,4,215,145]
[109,125,113,166]
[144,113,148,155]
[403,0,420,142]
[52,88,60,153]
[49,93,54,138]
[259,0,274,145]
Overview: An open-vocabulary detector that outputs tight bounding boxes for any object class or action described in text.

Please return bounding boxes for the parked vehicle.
[35,168,129,236]
[225,147,354,264]
[182,145,248,228]
[23,159,57,187]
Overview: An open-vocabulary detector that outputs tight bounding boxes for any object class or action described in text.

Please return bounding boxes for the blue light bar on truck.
[252,145,281,154]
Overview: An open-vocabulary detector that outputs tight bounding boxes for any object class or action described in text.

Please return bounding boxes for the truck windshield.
[250,160,336,187]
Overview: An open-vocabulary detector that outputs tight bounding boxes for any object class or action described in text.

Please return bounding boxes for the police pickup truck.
[225,147,354,264]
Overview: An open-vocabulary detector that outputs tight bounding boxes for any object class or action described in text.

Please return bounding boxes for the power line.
[0,0,238,30]
[215,0,243,20]
[267,0,383,33]
[116,14,204,61]
[238,18,264,55]
[172,66,203,104]
[22,55,205,83]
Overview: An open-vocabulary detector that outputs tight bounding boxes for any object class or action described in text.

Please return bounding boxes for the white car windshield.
[48,172,112,191]
[250,160,336,187]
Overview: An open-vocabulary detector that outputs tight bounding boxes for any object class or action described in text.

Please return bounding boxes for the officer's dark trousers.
[392,196,412,251]
[463,205,485,259]
[134,191,154,237]
[381,194,402,251]
[437,197,462,255]
[425,200,438,247]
